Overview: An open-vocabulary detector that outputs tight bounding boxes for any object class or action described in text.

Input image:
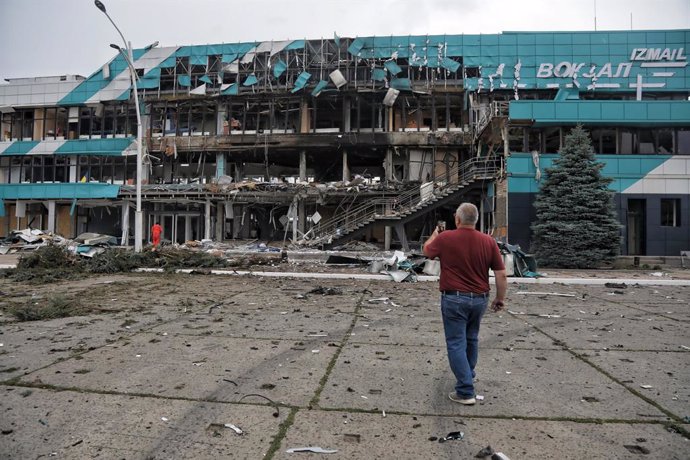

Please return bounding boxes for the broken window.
[619,128,637,154]
[638,129,656,154]
[661,198,681,227]
[679,128,690,155]
[464,67,480,78]
[591,129,616,154]
[657,129,674,154]
[543,127,561,152]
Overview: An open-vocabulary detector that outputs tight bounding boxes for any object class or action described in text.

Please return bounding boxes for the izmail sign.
[535,46,687,92]
[452,30,690,94]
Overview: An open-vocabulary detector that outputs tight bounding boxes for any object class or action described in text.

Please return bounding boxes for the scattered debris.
[476,446,495,458]
[604,282,627,289]
[476,395,485,401]
[623,445,650,455]
[515,291,576,297]
[308,286,343,296]
[368,298,390,303]
[286,447,338,454]
[438,431,464,443]
[161,417,169,422]
[224,423,243,435]
[640,385,654,389]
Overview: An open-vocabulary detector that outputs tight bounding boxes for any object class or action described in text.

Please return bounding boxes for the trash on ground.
[604,282,627,289]
[224,423,243,435]
[308,286,343,295]
[161,417,169,422]
[624,445,651,455]
[515,291,575,297]
[640,384,653,389]
[492,453,512,460]
[368,298,390,303]
[476,395,485,401]
[438,431,464,443]
[475,445,495,458]
[386,270,415,283]
[286,447,338,454]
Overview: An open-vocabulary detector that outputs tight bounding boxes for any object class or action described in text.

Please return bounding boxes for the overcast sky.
[1,0,689,80]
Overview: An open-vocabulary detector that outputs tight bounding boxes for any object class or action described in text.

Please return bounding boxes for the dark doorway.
[627,199,646,255]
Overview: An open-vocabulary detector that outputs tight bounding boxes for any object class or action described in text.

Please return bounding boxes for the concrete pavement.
[1,272,688,459]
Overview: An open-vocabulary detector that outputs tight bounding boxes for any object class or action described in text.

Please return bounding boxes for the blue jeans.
[441,293,488,398]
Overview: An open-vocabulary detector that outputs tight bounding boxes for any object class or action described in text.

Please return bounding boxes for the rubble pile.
[2,244,237,283]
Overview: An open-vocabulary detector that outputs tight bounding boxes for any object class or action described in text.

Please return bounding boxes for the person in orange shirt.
[151,222,163,249]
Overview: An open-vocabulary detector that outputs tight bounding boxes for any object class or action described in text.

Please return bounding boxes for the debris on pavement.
[515,291,576,297]
[438,431,464,443]
[476,445,495,458]
[604,282,627,289]
[307,286,343,296]
[639,384,654,389]
[286,446,338,454]
[224,423,243,435]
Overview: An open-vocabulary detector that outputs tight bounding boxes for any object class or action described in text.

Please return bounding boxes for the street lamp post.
[94,0,144,252]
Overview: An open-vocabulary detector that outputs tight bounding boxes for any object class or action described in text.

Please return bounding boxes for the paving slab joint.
[529,322,686,425]
[307,283,371,409]
[263,407,298,460]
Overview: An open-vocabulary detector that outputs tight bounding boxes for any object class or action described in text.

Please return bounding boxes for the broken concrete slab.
[19,333,337,407]
[277,410,688,460]
[0,386,285,459]
[319,344,668,419]
[587,350,690,419]
[526,314,688,351]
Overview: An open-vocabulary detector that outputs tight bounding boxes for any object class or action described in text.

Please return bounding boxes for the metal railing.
[471,100,510,141]
[303,156,500,245]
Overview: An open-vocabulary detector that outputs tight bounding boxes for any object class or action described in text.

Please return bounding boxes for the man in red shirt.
[423,202,508,405]
[151,222,163,250]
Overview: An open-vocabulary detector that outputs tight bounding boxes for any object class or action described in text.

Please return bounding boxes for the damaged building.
[0,30,689,255]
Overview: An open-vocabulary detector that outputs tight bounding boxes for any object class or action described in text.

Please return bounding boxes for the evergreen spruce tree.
[531,125,621,268]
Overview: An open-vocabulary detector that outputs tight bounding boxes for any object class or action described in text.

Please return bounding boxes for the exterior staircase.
[300,157,501,247]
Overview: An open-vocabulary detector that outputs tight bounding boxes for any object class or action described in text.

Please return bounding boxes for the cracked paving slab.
[319,344,668,420]
[0,386,286,459]
[585,349,690,419]
[17,333,337,407]
[277,410,688,460]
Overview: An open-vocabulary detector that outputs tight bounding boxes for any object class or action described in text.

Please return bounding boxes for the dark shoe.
[449,392,476,405]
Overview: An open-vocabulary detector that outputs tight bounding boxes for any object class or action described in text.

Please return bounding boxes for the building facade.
[1,30,688,255]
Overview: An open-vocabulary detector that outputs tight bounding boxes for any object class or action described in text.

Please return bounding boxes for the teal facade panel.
[1,141,40,155]
[507,153,671,194]
[0,183,121,200]
[509,101,690,126]
[54,138,135,156]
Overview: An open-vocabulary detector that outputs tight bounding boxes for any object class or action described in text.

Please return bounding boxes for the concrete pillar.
[384,149,394,182]
[185,215,192,242]
[384,226,392,250]
[204,200,212,240]
[300,98,310,133]
[46,201,56,233]
[299,150,307,182]
[298,198,306,236]
[216,152,226,178]
[121,202,130,246]
[215,202,223,241]
[342,151,350,182]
